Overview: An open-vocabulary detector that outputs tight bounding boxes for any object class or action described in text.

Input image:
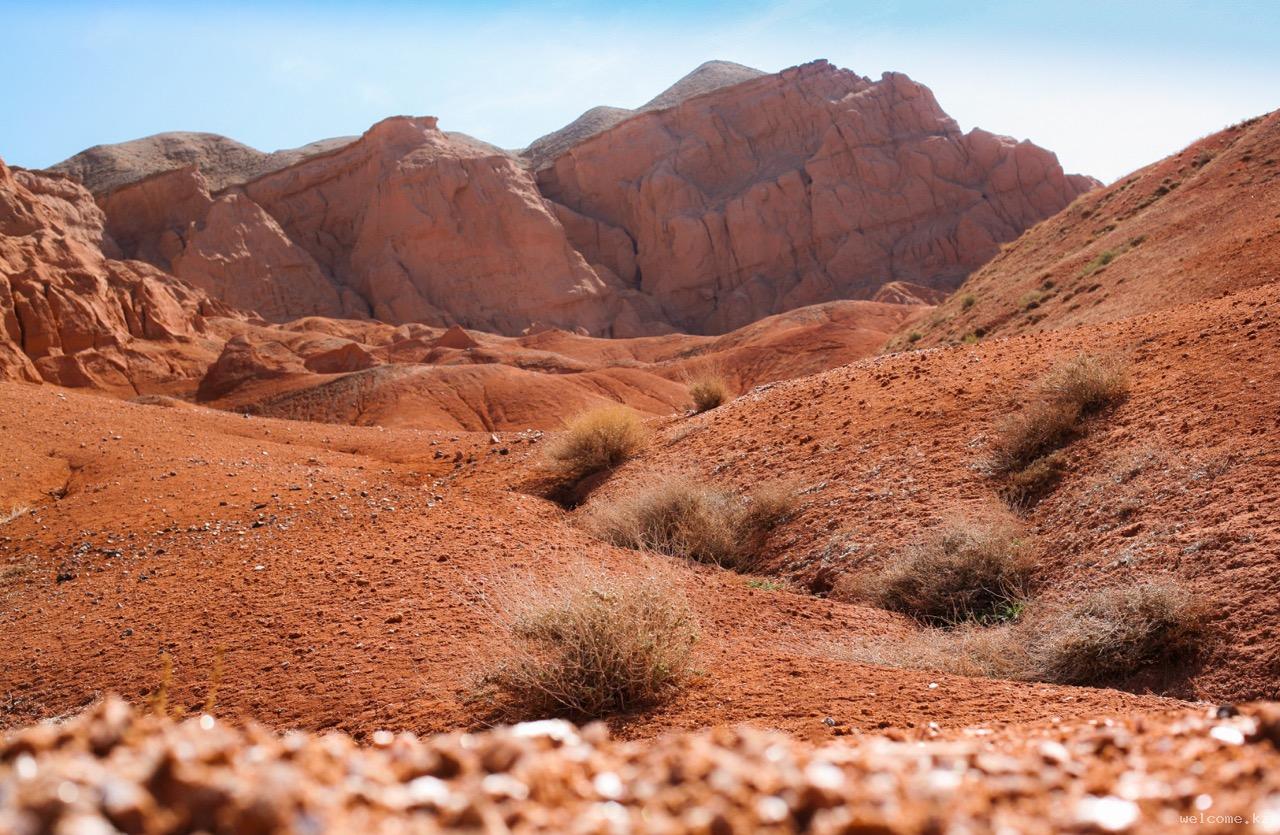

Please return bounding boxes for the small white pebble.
[805,761,845,791]
[57,780,80,803]
[481,773,528,800]
[15,754,36,780]
[512,719,580,743]
[1038,741,1071,763]
[407,776,450,806]
[593,772,624,800]
[757,796,789,823]
[1209,725,1245,745]
[1075,796,1139,831]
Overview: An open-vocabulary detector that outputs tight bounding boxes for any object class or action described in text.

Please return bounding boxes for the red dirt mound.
[193,299,926,430]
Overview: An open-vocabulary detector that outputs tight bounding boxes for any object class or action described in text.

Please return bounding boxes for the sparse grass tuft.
[591,477,794,570]
[990,353,1129,479]
[477,570,697,720]
[960,294,976,311]
[545,406,647,480]
[1020,290,1045,310]
[687,373,731,413]
[851,515,1032,627]
[842,580,1207,687]
[990,399,1081,475]
[842,622,1026,680]
[1081,248,1120,276]
[1024,582,1207,686]
[906,331,923,343]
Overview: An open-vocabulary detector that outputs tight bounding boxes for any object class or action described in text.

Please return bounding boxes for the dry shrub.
[545,405,647,479]
[591,477,793,570]
[990,398,1081,475]
[990,353,1129,478]
[855,515,1032,626]
[740,482,796,534]
[1039,353,1130,416]
[1024,582,1207,686]
[478,570,697,720]
[0,506,31,526]
[687,374,731,413]
[999,451,1067,509]
[841,580,1207,687]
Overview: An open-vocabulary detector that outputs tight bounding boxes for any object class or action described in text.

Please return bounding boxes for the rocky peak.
[537,61,1094,333]
[640,59,766,110]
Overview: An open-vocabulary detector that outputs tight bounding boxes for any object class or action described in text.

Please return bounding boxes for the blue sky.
[3,0,1278,182]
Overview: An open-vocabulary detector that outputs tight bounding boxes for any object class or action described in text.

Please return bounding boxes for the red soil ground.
[4,272,1277,741]
[0,377,1172,742]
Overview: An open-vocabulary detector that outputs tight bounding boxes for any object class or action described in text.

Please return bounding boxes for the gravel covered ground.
[4,697,1280,833]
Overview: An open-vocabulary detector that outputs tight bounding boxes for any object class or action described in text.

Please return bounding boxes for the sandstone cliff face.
[100,166,351,322]
[241,116,626,334]
[521,60,766,170]
[0,159,228,391]
[95,118,639,334]
[538,60,1096,332]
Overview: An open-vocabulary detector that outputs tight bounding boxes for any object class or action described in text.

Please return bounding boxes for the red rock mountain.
[0,159,231,392]
[539,61,1095,333]
[0,146,926,428]
[49,60,1094,337]
[520,60,766,168]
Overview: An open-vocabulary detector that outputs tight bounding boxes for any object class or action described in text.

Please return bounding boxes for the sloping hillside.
[893,110,1280,349]
[601,278,1280,702]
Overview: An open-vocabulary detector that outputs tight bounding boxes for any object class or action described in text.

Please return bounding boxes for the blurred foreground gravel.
[4,698,1280,833]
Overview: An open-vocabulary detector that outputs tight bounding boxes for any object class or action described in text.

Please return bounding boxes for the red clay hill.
[892,109,1280,349]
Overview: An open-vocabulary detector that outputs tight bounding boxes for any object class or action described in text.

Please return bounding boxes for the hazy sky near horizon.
[2,1,1278,183]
